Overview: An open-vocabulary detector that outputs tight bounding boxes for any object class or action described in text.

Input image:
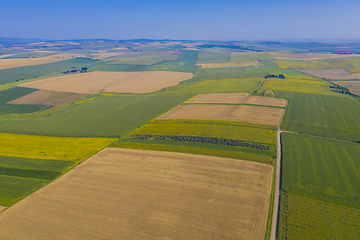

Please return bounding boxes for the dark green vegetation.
[92,50,198,73]
[0,155,75,206]
[111,139,274,165]
[0,58,100,84]
[0,95,191,137]
[3,52,56,59]
[278,193,360,240]
[281,133,360,209]
[278,91,360,142]
[196,52,230,63]
[0,87,51,115]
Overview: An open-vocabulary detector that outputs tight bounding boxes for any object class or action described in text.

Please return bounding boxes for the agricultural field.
[272,52,360,60]
[8,90,87,107]
[196,51,230,63]
[281,133,360,208]
[185,92,286,107]
[0,87,52,115]
[230,52,273,62]
[297,68,360,80]
[278,193,360,240]
[197,61,263,68]
[107,54,178,65]
[275,57,360,74]
[157,104,285,125]
[0,58,100,85]
[19,71,193,94]
[334,81,360,95]
[0,95,191,137]
[0,148,273,240]
[0,56,66,70]
[278,91,360,141]
[2,51,57,59]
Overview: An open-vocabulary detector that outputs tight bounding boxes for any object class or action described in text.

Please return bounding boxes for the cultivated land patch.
[132,119,277,144]
[197,61,263,68]
[185,93,286,107]
[0,57,67,70]
[108,55,178,65]
[196,52,230,63]
[278,193,360,240]
[7,90,87,107]
[0,148,273,240]
[0,206,5,211]
[272,52,360,60]
[18,71,193,94]
[0,132,115,161]
[297,68,360,80]
[230,52,273,62]
[157,104,285,125]
[334,81,360,95]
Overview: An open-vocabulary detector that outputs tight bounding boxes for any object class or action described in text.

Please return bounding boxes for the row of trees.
[129,134,271,150]
[265,74,285,79]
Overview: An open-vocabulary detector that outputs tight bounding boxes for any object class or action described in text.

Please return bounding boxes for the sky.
[1,0,359,41]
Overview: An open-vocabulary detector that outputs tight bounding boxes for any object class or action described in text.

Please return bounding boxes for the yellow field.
[197,61,263,68]
[0,57,66,70]
[186,93,286,107]
[0,148,273,239]
[19,71,193,94]
[261,74,335,95]
[157,104,285,125]
[0,132,115,161]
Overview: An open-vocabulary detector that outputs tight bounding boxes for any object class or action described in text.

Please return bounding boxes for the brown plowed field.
[186,93,286,107]
[18,71,193,94]
[334,81,360,95]
[0,148,273,240]
[7,90,87,107]
[157,104,285,125]
[297,68,360,79]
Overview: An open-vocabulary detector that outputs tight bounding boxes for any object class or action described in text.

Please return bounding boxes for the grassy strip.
[0,167,61,180]
[111,141,274,165]
[278,192,360,239]
[182,102,285,109]
[264,166,276,240]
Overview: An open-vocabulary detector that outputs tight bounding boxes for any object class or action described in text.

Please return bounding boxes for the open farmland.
[297,68,360,80]
[132,119,277,144]
[278,193,360,240]
[197,61,263,68]
[0,57,67,70]
[18,71,193,94]
[0,148,273,240]
[275,57,360,74]
[281,132,360,208]
[196,52,230,63]
[277,91,360,141]
[8,90,87,107]
[334,81,360,95]
[230,52,273,62]
[108,54,178,65]
[272,52,360,60]
[157,104,285,125]
[0,95,191,137]
[0,132,114,161]
[185,93,286,107]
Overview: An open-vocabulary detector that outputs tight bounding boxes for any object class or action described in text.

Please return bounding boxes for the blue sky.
[1,0,359,40]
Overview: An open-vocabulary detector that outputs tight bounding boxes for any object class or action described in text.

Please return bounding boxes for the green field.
[0,87,51,115]
[108,54,178,65]
[276,57,360,74]
[3,52,57,59]
[278,193,360,240]
[132,119,277,144]
[111,140,274,165]
[0,95,191,137]
[278,91,360,141]
[0,58,100,84]
[230,52,273,62]
[196,52,230,63]
[281,132,360,209]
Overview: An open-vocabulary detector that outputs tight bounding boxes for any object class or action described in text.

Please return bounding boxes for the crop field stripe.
[0,167,61,180]
[278,192,360,240]
[111,142,274,165]
[281,132,360,209]
[182,102,285,109]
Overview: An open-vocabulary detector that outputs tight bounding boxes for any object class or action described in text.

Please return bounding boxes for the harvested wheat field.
[0,148,273,240]
[158,104,285,125]
[0,57,65,70]
[297,68,360,79]
[0,206,5,212]
[18,71,193,94]
[186,93,286,107]
[7,90,88,107]
[197,61,263,68]
[334,81,360,95]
